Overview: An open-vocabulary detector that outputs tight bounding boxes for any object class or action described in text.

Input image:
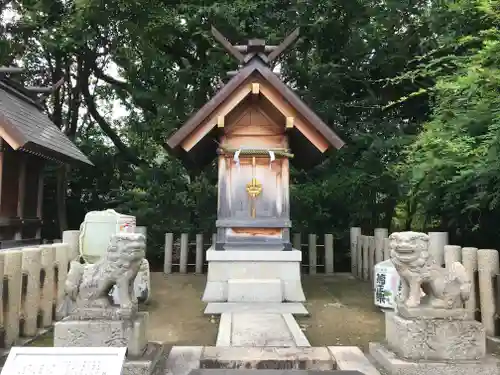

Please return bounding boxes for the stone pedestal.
[370,312,500,375]
[386,312,485,361]
[54,312,166,375]
[202,248,306,304]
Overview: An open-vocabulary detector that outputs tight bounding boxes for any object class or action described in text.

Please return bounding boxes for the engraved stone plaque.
[1,347,126,375]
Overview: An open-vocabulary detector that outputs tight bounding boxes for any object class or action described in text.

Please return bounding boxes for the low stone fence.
[0,231,79,350]
[163,232,337,274]
[350,227,500,338]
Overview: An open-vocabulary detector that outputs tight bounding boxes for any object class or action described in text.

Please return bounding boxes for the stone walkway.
[216,313,310,347]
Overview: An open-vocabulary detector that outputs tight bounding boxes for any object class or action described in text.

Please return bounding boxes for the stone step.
[216,313,310,348]
[227,279,282,303]
[204,302,309,316]
[200,346,334,370]
[164,346,381,375]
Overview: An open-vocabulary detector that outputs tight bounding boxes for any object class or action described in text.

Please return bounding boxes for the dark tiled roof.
[0,79,93,165]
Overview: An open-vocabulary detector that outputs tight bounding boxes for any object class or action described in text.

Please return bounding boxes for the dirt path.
[145,273,219,346]
[299,274,384,350]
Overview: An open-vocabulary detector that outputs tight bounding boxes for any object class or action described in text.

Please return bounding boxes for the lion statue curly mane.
[59,232,146,320]
[389,231,471,310]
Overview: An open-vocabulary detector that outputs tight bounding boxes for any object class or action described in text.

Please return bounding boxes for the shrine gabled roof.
[166,59,345,169]
[0,77,93,165]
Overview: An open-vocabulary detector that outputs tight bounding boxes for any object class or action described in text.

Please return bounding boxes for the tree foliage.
[1,0,499,268]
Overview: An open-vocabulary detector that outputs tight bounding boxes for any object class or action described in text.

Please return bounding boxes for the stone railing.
[0,230,80,349]
[350,227,500,339]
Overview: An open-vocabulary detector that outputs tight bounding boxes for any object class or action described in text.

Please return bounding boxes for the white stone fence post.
[350,226,500,339]
[0,236,75,349]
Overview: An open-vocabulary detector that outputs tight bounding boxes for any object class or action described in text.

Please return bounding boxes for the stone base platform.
[164,346,380,375]
[123,342,166,375]
[369,342,500,375]
[385,312,485,360]
[54,312,148,356]
[202,249,306,303]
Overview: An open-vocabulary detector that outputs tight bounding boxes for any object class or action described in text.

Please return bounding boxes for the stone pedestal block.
[369,343,500,375]
[386,312,485,361]
[202,249,306,304]
[54,312,148,357]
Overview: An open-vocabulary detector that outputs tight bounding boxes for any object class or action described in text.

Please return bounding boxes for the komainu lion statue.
[389,232,471,310]
[58,232,146,320]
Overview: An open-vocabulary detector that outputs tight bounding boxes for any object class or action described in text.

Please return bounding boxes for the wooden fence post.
[374,228,388,266]
[477,249,499,336]
[179,233,188,274]
[308,234,317,275]
[325,234,334,274]
[195,234,203,274]
[462,247,478,320]
[293,233,301,250]
[164,233,173,274]
[350,227,361,277]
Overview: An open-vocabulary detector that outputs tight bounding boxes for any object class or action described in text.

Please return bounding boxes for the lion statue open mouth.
[59,232,146,320]
[389,231,471,310]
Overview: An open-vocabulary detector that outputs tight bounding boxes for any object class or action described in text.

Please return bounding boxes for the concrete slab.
[369,342,500,375]
[204,303,309,316]
[217,313,310,348]
[327,346,380,375]
[231,313,295,347]
[200,346,335,370]
[165,346,203,375]
[227,279,283,303]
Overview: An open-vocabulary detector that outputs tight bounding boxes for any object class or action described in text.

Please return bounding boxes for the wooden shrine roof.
[0,75,92,165]
[166,28,345,169]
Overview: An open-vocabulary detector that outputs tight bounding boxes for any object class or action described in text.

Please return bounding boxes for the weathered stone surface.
[217,313,310,348]
[165,346,204,375]
[54,312,148,357]
[369,342,500,375]
[386,312,485,361]
[59,232,146,320]
[327,346,380,375]
[389,231,471,310]
[204,302,309,316]
[190,371,364,375]
[200,347,334,370]
[396,305,469,320]
[227,279,282,303]
[123,343,167,375]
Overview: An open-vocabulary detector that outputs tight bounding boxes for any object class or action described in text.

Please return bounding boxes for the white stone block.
[227,279,282,302]
[206,249,302,262]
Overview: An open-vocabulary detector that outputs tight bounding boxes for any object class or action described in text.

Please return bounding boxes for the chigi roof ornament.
[210,27,300,77]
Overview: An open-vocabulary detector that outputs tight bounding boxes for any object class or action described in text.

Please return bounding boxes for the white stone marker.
[1,347,126,375]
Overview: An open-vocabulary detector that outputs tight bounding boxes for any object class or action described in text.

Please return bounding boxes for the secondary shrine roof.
[0,71,92,165]
[166,28,345,169]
